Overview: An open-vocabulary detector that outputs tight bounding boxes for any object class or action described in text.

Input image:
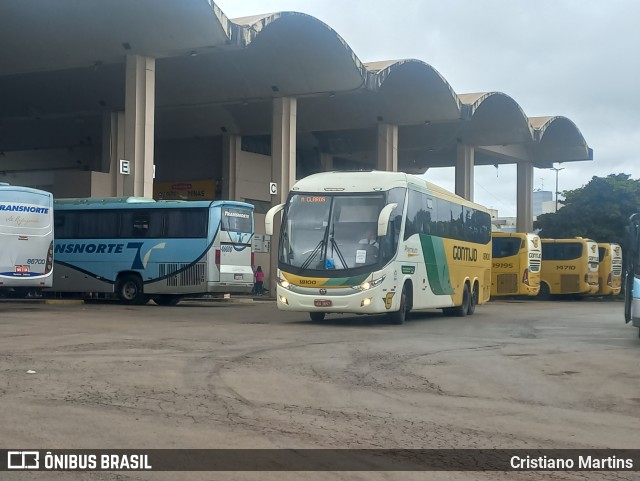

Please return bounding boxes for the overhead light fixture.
[190,50,197,57]
[329,92,336,98]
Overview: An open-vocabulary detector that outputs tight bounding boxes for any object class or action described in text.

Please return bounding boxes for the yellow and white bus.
[594,243,622,296]
[539,237,599,298]
[265,171,492,323]
[491,232,541,297]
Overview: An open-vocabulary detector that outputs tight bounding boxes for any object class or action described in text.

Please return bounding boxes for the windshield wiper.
[329,236,349,273]
[328,222,350,273]
[300,237,326,270]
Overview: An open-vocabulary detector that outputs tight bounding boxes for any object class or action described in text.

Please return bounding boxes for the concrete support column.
[123,55,155,198]
[376,123,398,172]
[455,144,474,200]
[269,97,297,290]
[102,112,126,196]
[320,152,333,172]
[516,162,534,233]
[222,135,241,200]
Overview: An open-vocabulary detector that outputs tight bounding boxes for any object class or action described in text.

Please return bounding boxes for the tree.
[534,174,640,246]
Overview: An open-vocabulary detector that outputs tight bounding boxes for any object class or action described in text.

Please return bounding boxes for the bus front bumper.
[274,286,393,314]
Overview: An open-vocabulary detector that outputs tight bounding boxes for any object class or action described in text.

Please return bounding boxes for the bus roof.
[291,171,489,212]
[53,197,254,211]
[492,232,539,239]
[541,237,596,243]
[0,184,53,198]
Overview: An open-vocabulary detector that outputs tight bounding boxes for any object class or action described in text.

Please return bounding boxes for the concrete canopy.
[0,0,591,178]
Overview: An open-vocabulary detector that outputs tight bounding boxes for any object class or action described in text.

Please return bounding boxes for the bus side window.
[132,213,150,237]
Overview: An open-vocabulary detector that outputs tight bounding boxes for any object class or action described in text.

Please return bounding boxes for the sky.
[215,0,639,217]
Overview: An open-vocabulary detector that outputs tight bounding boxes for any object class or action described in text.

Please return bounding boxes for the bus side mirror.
[265,204,285,236]
[377,203,398,237]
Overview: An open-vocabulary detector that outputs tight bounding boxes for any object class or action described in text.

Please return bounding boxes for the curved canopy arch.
[459,92,533,146]
[530,116,592,164]
[366,59,461,124]
[228,12,367,98]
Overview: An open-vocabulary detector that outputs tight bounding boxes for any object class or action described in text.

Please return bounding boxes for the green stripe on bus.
[420,235,454,295]
[324,274,368,287]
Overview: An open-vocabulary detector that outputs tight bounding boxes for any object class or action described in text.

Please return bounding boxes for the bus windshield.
[279,193,391,272]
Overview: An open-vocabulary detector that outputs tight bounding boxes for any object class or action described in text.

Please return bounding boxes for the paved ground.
[0,297,638,481]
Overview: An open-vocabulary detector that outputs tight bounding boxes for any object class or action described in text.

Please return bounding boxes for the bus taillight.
[45,241,54,274]
[607,272,612,286]
[522,268,529,286]
[584,274,589,284]
[215,249,220,266]
[251,252,255,268]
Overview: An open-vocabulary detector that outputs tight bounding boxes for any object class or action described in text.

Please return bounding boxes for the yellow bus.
[266,171,492,323]
[539,237,599,298]
[594,243,622,296]
[491,232,541,297]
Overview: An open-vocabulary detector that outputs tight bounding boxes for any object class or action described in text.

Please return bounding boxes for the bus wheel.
[538,283,551,300]
[154,295,182,306]
[388,285,408,325]
[449,284,470,317]
[467,283,478,315]
[309,312,325,322]
[117,275,145,305]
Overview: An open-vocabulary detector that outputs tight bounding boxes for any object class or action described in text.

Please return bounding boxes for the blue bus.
[625,213,640,337]
[0,183,54,295]
[49,197,254,305]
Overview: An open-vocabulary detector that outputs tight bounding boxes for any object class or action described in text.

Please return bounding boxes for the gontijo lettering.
[0,204,49,214]
[452,246,478,261]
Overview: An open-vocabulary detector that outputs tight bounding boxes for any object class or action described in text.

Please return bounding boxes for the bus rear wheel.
[309,312,325,322]
[443,283,469,317]
[116,275,146,305]
[467,282,478,315]
[154,295,182,306]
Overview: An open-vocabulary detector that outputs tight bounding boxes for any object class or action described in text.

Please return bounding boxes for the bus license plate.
[314,299,332,307]
[234,274,243,280]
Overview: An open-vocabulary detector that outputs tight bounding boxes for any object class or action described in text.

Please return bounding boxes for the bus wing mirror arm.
[265,204,285,236]
[377,203,398,237]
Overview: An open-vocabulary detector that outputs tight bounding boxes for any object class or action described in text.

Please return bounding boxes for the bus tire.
[448,283,470,317]
[116,275,145,305]
[154,295,182,306]
[538,282,551,300]
[309,312,325,322]
[467,282,478,315]
[388,285,408,325]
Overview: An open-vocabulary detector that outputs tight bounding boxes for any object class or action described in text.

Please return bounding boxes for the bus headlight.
[278,278,290,289]
[355,276,385,291]
[361,297,372,307]
[279,295,288,305]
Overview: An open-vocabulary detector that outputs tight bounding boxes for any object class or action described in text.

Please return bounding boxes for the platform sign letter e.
[8,451,39,469]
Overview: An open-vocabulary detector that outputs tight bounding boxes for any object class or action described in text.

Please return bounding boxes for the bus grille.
[497,273,518,294]
[561,274,580,292]
[159,263,206,287]
[529,258,541,272]
[612,265,622,276]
